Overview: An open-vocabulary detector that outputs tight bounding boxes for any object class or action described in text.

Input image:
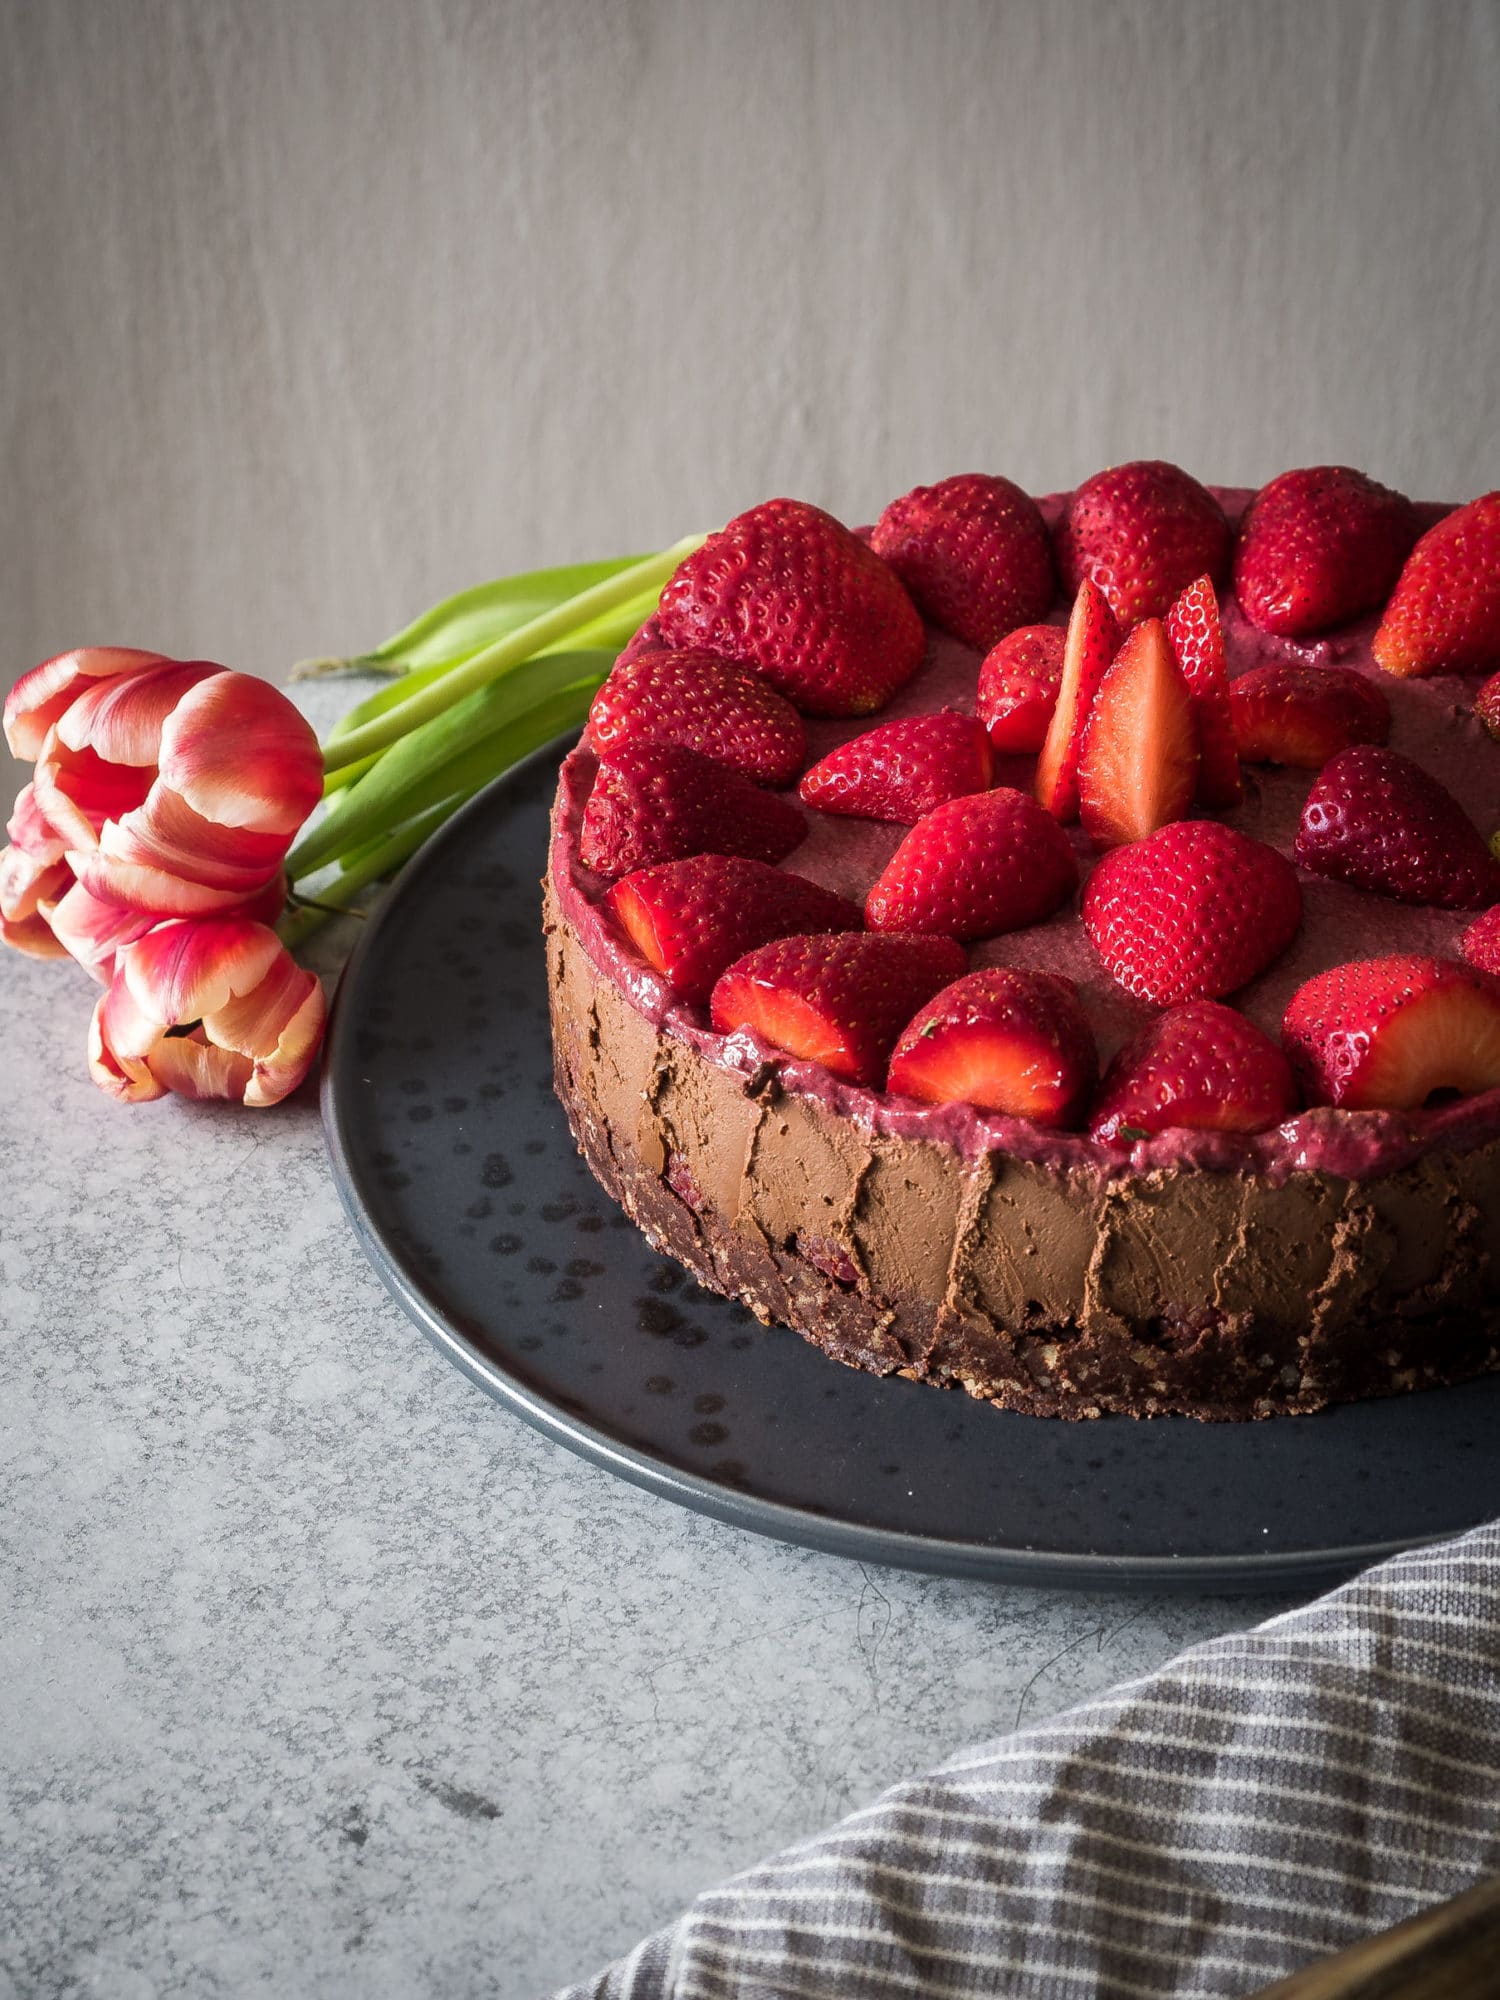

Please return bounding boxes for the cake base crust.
[547,882,1500,1421]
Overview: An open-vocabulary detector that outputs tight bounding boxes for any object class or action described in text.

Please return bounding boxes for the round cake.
[546,470,1500,1419]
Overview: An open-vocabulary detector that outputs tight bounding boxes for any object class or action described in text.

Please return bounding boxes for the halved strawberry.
[656,498,926,716]
[976,624,1065,752]
[1373,491,1500,678]
[869,473,1056,652]
[865,787,1078,941]
[1076,618,1198,848]
[1089,1001,1297,1142]
[1295,745,1500,908]
[1282,954,1500,1108]
[1462,905,1500,977]
[1034,581,1119,822]
[709,930,969,1087]
[1054,461,1231,626]
[798,711,992,825]
[1233,466,1420,638]
[579,742,805,878]
[606,855,862,1003]
[1164,575,1241,807]
[886,968,1097,1125]
[587,648,807,786]
[1230,663,1391,769]
[1083,820,1302,1005]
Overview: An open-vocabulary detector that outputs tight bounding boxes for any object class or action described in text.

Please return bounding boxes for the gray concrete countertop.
[0,905,1297,1999]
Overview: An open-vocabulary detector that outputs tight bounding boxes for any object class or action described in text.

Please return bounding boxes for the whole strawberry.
[710,930,969,1087]
[1373,492,1500,677]
[1230,662,1391,769]
[1054,461,1230,626]
[869,473,1056,652]
[1164,574,1241,807]
[579,741,804,878]
[865,787,1078,941]
[656,498,925,717]
[1283,954,1500,1108]
[886,967,1097,1125]
[607,854,862,1003]
[799,711,992,825]
[1090,1001,1297,1142]
[1461,904,1500,977]
[1294,745,1500,909]
[1083,820,1302,1004]
[976,624,1065,752]
[587,648,806,786]
[1477,671,1500,741]
[1233,466,1419,638]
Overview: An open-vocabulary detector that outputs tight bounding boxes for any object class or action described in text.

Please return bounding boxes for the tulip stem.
[319,535,704,776]
[277,799,457,950]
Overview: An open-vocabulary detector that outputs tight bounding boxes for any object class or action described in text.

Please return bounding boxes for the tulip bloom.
[89,917,326,1107]
[2,648,321,967]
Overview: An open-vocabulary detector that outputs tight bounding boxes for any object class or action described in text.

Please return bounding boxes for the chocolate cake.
[547,478,1500,1420]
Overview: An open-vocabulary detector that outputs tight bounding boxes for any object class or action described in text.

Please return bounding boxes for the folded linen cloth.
[557,1521,1500,1999]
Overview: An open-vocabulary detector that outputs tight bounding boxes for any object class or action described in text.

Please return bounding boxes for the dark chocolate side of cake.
[547,882,1500,1421]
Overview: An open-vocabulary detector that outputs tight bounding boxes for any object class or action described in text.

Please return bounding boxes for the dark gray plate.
[321,737,1500,1592]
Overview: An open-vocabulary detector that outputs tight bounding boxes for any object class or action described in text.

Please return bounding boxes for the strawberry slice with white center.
[1230,662,1391,769]
[1034,581,1119,822]
[886,967,1097,1125]
[1164,574,1241,807]
[710,931,969,1087]
[1076,617,1199,848]
[1090,1001,1297,1142]
[607,854,863,1004]
[1282,954,1500,1109]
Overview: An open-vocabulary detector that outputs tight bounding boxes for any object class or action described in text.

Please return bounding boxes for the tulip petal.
[33,730,155,852]
[158,673,323,837]
[6,783,66,861]
[67,846,258,917]
[89,977,170,1102]
[202,952,326,1106]
[5,648,170,761]
[120,917,283,1028]
[145,1032,256,1103]
[0,844,70,923]
[105,780,291,893]
[0,906,70,959]
[57,660,219,765]
[47,879,157,984]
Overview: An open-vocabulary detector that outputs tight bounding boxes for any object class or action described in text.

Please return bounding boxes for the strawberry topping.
[886,968,1097,1126]
[1035,580,1119,822]
[869,473,1056,652]
[798,711,992,825]
[1283,954,1500,1109]
[1233,466,1420,639]
[579,742,805,878]
[587,648,806,786]
[1054,460,1230,626]
[1295,745,1500,909]
[1164,574,1242,807]
[865,788,1079,942]
[710,930,969,1087]
[1461,905,1500,978]
[1373,491,1500,678]
[1090,1001,1297,1142]
[1076,617,1199,849]
[1230,662,1391,769]
[976,624,1065,753]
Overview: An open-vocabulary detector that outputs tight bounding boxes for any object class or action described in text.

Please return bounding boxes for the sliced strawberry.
[1233,466,1420,638]
[1054,461,1230,626]
[1090,1001,1297,1142]
[976,624,1065,752]
[1164,574,1241,807]
[1076,618,1198,848]
[1034,581,1119,822]
[709,930,969,1087]
[1282,954,1500,1108]
[579,742,804,878]
[1083,820,1302,1005]
[1462,905,1500,977]
[1295,745,1500,909]
[656,498,925,717]
[1230,662,1391,769]
[1373,491,1500,678]
[886,968,1097,1126]
[865,787,1078,941]
[1475,670,1500,741]
[798,711,992,825]
[606,855,862,1004]
[869,473,1056,652]
[587,648,806,786]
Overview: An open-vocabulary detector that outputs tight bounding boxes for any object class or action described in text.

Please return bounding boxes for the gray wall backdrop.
[3,0,1498,749]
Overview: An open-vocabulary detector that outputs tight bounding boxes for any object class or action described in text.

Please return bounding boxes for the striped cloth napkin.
[556,1520,1499,1999]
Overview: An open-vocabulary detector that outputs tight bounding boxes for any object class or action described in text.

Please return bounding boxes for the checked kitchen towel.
[557,1521,1500,1999]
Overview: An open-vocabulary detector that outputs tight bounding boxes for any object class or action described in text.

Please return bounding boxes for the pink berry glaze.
[550,489,1500,1186]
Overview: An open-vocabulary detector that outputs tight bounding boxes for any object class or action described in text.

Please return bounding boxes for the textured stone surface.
[0,926,1295,1996]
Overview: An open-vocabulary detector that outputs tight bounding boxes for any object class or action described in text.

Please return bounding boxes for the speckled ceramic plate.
[321,737,1500,1592]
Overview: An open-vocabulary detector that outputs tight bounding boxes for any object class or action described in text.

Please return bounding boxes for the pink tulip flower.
[89,917,326,1107]
[2,649,322,957]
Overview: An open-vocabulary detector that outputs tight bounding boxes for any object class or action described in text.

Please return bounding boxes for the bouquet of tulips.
[0,539,704,1106]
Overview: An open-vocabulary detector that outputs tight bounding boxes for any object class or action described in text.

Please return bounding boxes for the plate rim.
[319,733,1479,1593]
